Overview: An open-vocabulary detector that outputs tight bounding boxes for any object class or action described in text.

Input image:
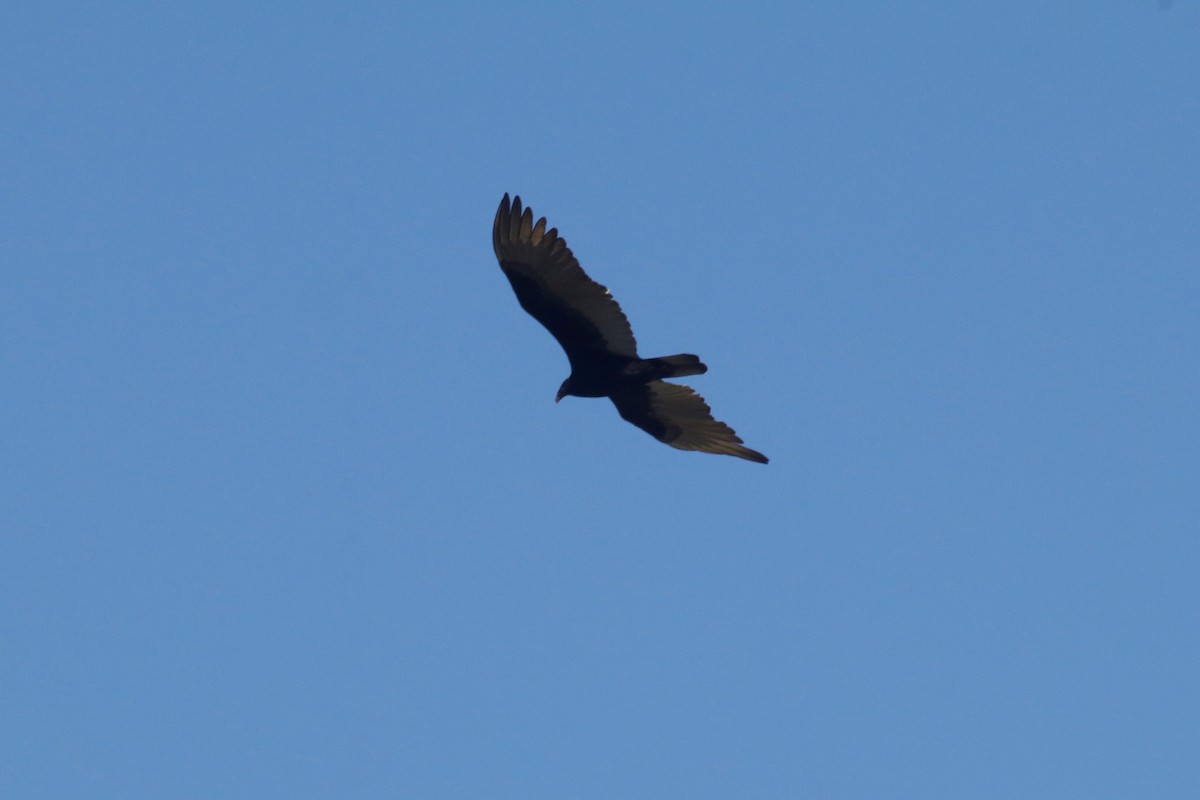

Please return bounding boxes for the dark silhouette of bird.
[491,194,768,464]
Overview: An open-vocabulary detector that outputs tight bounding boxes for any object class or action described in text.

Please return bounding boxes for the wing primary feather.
[519,206,534,239]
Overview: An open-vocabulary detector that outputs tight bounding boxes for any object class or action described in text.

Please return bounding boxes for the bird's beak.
[554,391,564,403]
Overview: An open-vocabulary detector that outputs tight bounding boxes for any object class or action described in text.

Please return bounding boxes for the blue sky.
[3,2,1197,797]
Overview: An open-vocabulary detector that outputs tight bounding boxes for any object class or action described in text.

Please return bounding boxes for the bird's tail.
[641,353,708,380]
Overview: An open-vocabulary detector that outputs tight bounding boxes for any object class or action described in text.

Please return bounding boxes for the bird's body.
[557,353,705,399]
[492,194,768,464]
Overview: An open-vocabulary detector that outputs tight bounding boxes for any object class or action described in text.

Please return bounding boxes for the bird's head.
[555,378,571,403]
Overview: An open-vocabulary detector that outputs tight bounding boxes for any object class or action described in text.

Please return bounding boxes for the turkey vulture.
[491,194,768,464]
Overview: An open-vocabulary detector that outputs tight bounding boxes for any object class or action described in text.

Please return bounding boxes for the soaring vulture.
[491,194,768,464]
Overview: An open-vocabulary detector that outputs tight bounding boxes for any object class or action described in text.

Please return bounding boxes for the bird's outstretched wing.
[492,194,638,363]
[610,381,769,463]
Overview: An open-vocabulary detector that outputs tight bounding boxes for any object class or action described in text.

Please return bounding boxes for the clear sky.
[3,3,1197,798]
